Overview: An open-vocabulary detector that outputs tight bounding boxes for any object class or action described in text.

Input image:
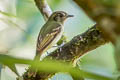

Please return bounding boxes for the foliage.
[0,54,114,80]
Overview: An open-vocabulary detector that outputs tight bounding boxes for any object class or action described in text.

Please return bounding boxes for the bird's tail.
[34,50,43,61]
[27,50,43,77]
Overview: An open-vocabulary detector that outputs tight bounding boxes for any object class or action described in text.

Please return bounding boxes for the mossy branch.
[73,0,120,72]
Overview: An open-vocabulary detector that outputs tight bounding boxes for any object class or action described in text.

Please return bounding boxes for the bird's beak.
[67,15,74,18]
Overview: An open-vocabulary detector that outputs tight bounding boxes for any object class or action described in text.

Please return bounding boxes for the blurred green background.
[0,0,116,80]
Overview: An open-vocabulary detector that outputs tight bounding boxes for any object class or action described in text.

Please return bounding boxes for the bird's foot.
[53,43,65,52]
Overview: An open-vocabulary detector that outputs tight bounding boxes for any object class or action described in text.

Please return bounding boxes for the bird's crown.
[49,11,73,23]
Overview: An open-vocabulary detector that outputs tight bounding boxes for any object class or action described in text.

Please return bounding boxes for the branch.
[34,0,52,21]
[73,0,120,72]
[23,0,109,80]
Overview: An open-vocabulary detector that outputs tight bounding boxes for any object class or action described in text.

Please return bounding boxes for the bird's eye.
[59,14,63,17]
[57,13,64,17]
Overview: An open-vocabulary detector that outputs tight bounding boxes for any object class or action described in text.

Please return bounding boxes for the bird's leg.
[46,51,49,55]
[53,46,62,52]
[52,42,65,52]
[52,46,58,47]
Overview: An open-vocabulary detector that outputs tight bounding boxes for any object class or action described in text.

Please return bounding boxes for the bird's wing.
[36,25,61,53]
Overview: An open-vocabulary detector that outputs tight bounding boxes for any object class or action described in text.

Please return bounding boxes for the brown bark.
[73,0,120,72]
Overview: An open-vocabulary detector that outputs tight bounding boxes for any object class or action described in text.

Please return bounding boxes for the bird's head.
[49,11,73,23]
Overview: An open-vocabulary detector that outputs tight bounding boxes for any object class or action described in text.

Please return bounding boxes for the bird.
[34,11,73,60]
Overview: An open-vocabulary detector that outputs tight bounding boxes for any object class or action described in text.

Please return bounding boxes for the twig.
[34,0,52,21]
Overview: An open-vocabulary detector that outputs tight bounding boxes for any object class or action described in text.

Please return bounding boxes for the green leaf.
[0,10,17,18]
[0,54,115,80]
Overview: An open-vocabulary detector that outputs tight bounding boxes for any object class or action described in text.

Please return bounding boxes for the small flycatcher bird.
[34,11,73,60]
